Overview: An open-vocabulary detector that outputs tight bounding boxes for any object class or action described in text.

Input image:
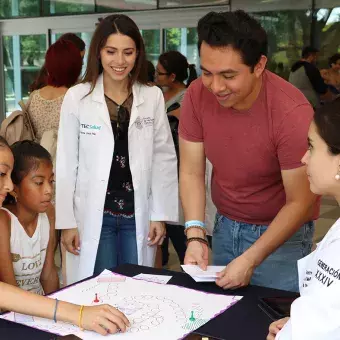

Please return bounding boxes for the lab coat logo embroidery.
[135,116,143,130]
[143,117,154,127]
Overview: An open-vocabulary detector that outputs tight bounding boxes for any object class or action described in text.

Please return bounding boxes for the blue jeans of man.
[94,214,138,275]
[212,213,315,292]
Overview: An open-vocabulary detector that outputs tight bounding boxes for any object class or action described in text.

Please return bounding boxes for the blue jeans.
[212,213,315,292]
[94,214,138,275]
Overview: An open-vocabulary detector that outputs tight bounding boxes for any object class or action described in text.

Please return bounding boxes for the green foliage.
[20,35,45,66]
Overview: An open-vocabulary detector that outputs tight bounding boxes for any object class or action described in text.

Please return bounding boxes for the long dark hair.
[159,51,197,87]
[314,98,340,156]
[82,14,148,94]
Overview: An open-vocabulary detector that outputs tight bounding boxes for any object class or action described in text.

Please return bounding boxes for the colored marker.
[189,311,195,322]
[94,293,100,303]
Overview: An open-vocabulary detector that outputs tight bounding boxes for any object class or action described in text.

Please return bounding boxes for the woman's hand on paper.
[148,221,166,246]
[267,317,289,340]
[61,228,80,255]
[83,305,130,335]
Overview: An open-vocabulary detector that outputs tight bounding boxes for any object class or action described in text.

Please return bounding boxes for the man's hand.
[267,317,289,340]
[184,241,209,270]
[215,254,256,289]
[148,221,166,246]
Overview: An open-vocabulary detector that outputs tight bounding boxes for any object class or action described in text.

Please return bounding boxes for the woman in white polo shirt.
[267,98,340,340]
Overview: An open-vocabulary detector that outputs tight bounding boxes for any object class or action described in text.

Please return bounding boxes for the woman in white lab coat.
[56,14,178,285]
[267,98,340,340]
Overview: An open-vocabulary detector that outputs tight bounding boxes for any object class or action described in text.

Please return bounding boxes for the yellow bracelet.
[79,305,84,331]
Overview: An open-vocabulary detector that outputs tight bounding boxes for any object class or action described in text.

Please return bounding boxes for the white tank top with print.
[2,208,50,295]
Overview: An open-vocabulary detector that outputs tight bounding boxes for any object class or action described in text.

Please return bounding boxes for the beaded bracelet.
[184,225,207,236]
[186,237,209,247]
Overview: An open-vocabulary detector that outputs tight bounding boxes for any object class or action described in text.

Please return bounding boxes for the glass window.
[243,11,311,79]
[314,1,340,68]
[44,0,95,15]
[164,27,199,73]
[0,0,40,18]
[3,34,47,115]
[232,0,311,12]
[97,0,156,11]
[140,29,161,66]
[159,0,228,8]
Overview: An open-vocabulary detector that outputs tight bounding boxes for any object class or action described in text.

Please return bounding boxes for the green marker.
[189,311,196,322]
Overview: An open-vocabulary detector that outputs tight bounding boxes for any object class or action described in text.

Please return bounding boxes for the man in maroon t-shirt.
[179,10,318,292]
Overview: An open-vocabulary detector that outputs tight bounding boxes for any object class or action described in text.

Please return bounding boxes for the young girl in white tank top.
[0,136,129,334]
[0,141,59,295]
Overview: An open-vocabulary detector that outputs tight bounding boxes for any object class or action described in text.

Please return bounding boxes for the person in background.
[154,50,197,266]
[320,53,340,93]
[155,51,197,120]
[28,40,82,144]
[30,33,85,93]
[289,46,333,109]
[56,14,178,285]
[0,136,129,335]
[0,141,58,295]
[276,62,289,80]
[267,99,340,340]
[180,10,318,292]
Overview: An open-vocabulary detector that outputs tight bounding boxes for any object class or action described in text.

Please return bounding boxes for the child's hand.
[267,317,289,340]
[82,305,130,335]
[61,228,80,255]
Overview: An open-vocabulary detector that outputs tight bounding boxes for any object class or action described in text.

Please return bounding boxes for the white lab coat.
[56,75,178,284]
[276,218,340,340]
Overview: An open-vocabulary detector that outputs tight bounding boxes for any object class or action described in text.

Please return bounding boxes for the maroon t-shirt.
[179,70,317,225]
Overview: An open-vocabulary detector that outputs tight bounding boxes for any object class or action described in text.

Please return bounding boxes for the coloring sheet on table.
[1,270,242,340]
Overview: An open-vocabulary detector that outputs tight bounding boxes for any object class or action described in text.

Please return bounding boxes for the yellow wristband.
[79,305,84,331]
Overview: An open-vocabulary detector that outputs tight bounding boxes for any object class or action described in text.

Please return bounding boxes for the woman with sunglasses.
[153,51,197,267]
[56,15,178,284]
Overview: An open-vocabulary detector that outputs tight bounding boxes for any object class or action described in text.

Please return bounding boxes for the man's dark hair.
[302,46,319,59]
[329,53,340,67]
[197,10,268,71]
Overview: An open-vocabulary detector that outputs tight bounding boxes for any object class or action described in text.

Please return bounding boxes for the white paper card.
[181,265,225,282]
[133,273,172,284]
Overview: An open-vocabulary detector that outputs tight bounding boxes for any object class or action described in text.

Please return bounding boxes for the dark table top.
[0,264,297,340]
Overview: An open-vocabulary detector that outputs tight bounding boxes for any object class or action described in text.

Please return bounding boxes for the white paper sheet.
[133,273,172,284]
[1,270,242,340]
[181,265,225,282]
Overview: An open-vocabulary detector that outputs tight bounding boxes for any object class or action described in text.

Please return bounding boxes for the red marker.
[94,293,100,303]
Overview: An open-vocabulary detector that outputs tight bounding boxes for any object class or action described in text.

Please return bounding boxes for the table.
[0,264,297,340]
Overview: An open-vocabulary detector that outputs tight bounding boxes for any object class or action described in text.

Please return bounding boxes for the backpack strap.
[18,96,36,141]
